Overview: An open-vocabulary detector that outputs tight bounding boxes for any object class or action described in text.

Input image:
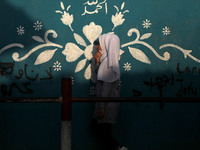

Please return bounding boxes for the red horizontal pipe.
[61,77,200,120]
[71,97,200,103]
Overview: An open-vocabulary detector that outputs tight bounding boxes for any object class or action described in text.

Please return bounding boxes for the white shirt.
[97,33,120,82]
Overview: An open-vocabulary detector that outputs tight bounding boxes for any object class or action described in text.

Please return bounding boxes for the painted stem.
[0,43,24,55]
[13,43,63,62]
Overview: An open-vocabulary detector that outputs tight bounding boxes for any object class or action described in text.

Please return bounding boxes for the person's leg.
[100,81,112,97]
[100,80,120,97]
[95,123,119,150]
[96,80,103,97]
[111,79,120,97]
[94,80,121,150]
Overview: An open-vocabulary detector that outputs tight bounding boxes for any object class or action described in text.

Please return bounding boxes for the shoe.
[118,146,128,150]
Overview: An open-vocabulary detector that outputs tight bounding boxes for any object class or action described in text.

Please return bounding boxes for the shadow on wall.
[1,65,200,97]
[0,0,46,58]
[0,0,52,98]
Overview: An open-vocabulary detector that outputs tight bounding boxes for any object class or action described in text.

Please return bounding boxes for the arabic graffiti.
[143,73,198,97]
[0,62,15,76]
[1,82,33,96]
[176,79,198,97]
[0,63,53,96]
[177,63,200,74]
[15,64,38,81]
[132,88,142,97]
[141,63,200,97]
[144,74,174,97]
[15,64,52,81]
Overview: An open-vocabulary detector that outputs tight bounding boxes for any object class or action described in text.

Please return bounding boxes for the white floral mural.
[1,1,200,78]
[0,0,200,95]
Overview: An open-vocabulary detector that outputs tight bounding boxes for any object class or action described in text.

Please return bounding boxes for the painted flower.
[69,76,74,85]
[61,11,74,31]
[112,12,125,30]
[17,26,25,35]
[33,21,43,31]
[162,26,170,35]
[56,2,74,31]
[89,86,96,96]
[62,22,102,81]
[142,19,152,29]
[53,61,62,71]
[112,2,129,31]
[123,62,131,71]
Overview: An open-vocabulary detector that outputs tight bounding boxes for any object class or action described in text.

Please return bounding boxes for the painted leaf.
[140,33,152,40]
[34,49,57,65]
[62,43,84,62]
[84,64,91,80]
[67,5,71,11]
[128,47,151,64]
[123,10,129,13]
[32,36,45,43]
[75,59,87,73]
[74,33,87,47]
[55,10,63,14]
[114,5,119,12]
[84,45,93,60]
[121,2,125,10]
[119,49,124,60]
[107,32,114,34]
[60,2,65,10]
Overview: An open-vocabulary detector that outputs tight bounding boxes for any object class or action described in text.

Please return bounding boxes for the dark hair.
[93,39,99,45]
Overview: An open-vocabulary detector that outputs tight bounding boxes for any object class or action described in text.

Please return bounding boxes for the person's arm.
[94,50,102,65]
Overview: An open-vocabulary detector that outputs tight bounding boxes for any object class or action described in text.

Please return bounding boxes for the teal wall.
[1,0,200,150]
[1,0,200,97]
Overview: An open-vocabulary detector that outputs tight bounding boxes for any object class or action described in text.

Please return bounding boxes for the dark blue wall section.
[0,103,61,150]
[72,102,200,150]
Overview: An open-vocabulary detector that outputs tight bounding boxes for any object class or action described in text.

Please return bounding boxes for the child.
[93,33,128,150]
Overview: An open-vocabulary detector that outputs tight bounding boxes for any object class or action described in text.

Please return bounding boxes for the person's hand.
[94,51,102,65]
[97,108,104,119]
